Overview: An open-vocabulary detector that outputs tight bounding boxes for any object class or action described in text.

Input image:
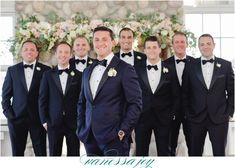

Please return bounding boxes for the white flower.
[163,67,169,73]
[108,68,117,77]
[216,63,221,68]
[36,67,41,71]
[88,60,93,64]
[70,71,75,76]
[137,56,142,60]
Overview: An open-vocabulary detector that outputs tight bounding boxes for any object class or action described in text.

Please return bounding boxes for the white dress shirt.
[174,55,186,86]
[58,65,69,95]
[146,60,161,93]
[23,60,36,91]
[201,56,215,89]
[120,50,134,66]
[90,53,114,99]
[75,55,88,72]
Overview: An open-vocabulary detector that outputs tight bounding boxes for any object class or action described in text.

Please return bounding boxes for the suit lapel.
[18,63,28,91]
[64,70,72,95]
[195,58,208,89]
[139,62,152,93]
[209,57,220,90]
[87,57,94,66]
[133,51,142,65]
[28,62,40,92]
[95,56,120,99]
[154,62,165,94]
[85,62,97,102]
[51,67,64,95]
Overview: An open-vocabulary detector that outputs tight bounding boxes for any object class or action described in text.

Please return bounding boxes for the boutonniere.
[163,67,169,73]
[216,63,221,68]
[36,67,41,71]
[70,71,75,76]
[88,60,93,64]
[108,68,117,77]
[137,56,142,60]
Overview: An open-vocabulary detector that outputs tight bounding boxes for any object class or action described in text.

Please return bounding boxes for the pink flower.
[89,20,103,30]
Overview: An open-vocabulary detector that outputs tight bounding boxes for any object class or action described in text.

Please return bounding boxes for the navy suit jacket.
[39,67,82,128]
[134,61,180,125]
[164,55,194,118]
[1,62,50,124]
[114,50,146,65]
[77,56,142,144]
[69,56,94,71]
[182,57,234,123]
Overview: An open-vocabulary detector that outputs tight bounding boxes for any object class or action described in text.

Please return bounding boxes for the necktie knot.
[24,64,33,69]
[176,59,187,64]
[96,59,107,67]
[75,59,86,64]
[58,68,69,75]
[121,52,132,58]
[202,59,214,65]
[147,65,158,71]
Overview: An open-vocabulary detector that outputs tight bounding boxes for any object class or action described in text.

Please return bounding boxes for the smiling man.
[76,26,142,156]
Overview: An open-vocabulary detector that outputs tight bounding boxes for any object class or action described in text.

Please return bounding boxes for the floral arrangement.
[9,12,196,58]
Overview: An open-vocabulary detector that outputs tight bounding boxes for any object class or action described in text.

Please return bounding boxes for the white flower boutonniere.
[163,67,169,73]
[108,68,117,77]
[216,63,221,68]
[137,56,142,60]
[88,60,93,64]
[36,67,41,71]
[70,71,75,76]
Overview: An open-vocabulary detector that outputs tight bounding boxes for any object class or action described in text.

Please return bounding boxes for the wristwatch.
[118,130,125,141]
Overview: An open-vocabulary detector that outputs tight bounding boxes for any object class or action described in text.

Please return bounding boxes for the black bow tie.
[121,52,132,58]
[147,65,158,71]
[75,59,86,64]
[202,59,214,65]
[58,68,69,75]
[96,59,107,67]
[176,59,187,64]
[24,64,33,69]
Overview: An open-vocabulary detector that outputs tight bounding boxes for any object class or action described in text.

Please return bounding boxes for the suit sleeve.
[226,62,234,117]
[1,67,14,119]
[120,65,142,135]
[38,72,49,125]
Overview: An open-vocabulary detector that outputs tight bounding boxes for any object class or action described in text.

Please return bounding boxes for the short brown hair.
[172,31,188,44]
[198,33,214,43]
[144,36,160,48]
[21,40,39,51]
[93,26,114,40]
[119,27,135,37]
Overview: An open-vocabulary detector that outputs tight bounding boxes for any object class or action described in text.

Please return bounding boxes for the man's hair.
[93,26,114,40]
[144,36,160,48]
[72,35,90,46]
[172,31,188,44]
[21,40,39,51]
[119,27,134,37]
[55,41,72,52]
[198,33,215,43]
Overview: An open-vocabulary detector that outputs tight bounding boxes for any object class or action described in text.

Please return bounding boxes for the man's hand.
[118,130,125,141]
[43,123,47,131]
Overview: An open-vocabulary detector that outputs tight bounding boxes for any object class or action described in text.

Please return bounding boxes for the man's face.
[198,36,215,58]
[119,30,134,52]
[73,37,90,58]
[55,44,72,66]
[172,34,188,58]
[93,31,114,58]
[144,41,161,61]
[21,42,38,63]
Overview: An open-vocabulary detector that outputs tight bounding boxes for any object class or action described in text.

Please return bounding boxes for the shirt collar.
[98,52,114,67]
[146,59,161,66]
[174,55,186,61]
[75,55,88,60]
[201,55,215,61]
[23,60,36,68]
[120,49,133,55]
[58,64,70,70]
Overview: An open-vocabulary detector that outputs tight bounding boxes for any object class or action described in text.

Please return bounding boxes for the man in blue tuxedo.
[182,34,234,156]
[134,36,179,156]
[1,40,50,156]
[70,35,94,72]
[39,42,82,156]
[77,26,142,156]
[115,27,146,66]
[164,32,194,156]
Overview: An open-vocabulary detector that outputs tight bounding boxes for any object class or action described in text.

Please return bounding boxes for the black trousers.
[8,117,46,156]
[188,116,228,156]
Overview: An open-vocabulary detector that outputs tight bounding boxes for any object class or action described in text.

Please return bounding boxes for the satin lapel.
[87,57,94,66]
[28,62,40,92]
[51,67,63,95]
[171,57,181,86]
[18,63,28,91]
[85,62,97,102]
[196,58,207,89]
[154,62,164,94]
[64,70,72,96]
[139,62,152,93]
[209,57,220,90]
[95,56,120,100]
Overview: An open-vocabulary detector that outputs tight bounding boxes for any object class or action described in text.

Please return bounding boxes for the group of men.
[1,26,234,157]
